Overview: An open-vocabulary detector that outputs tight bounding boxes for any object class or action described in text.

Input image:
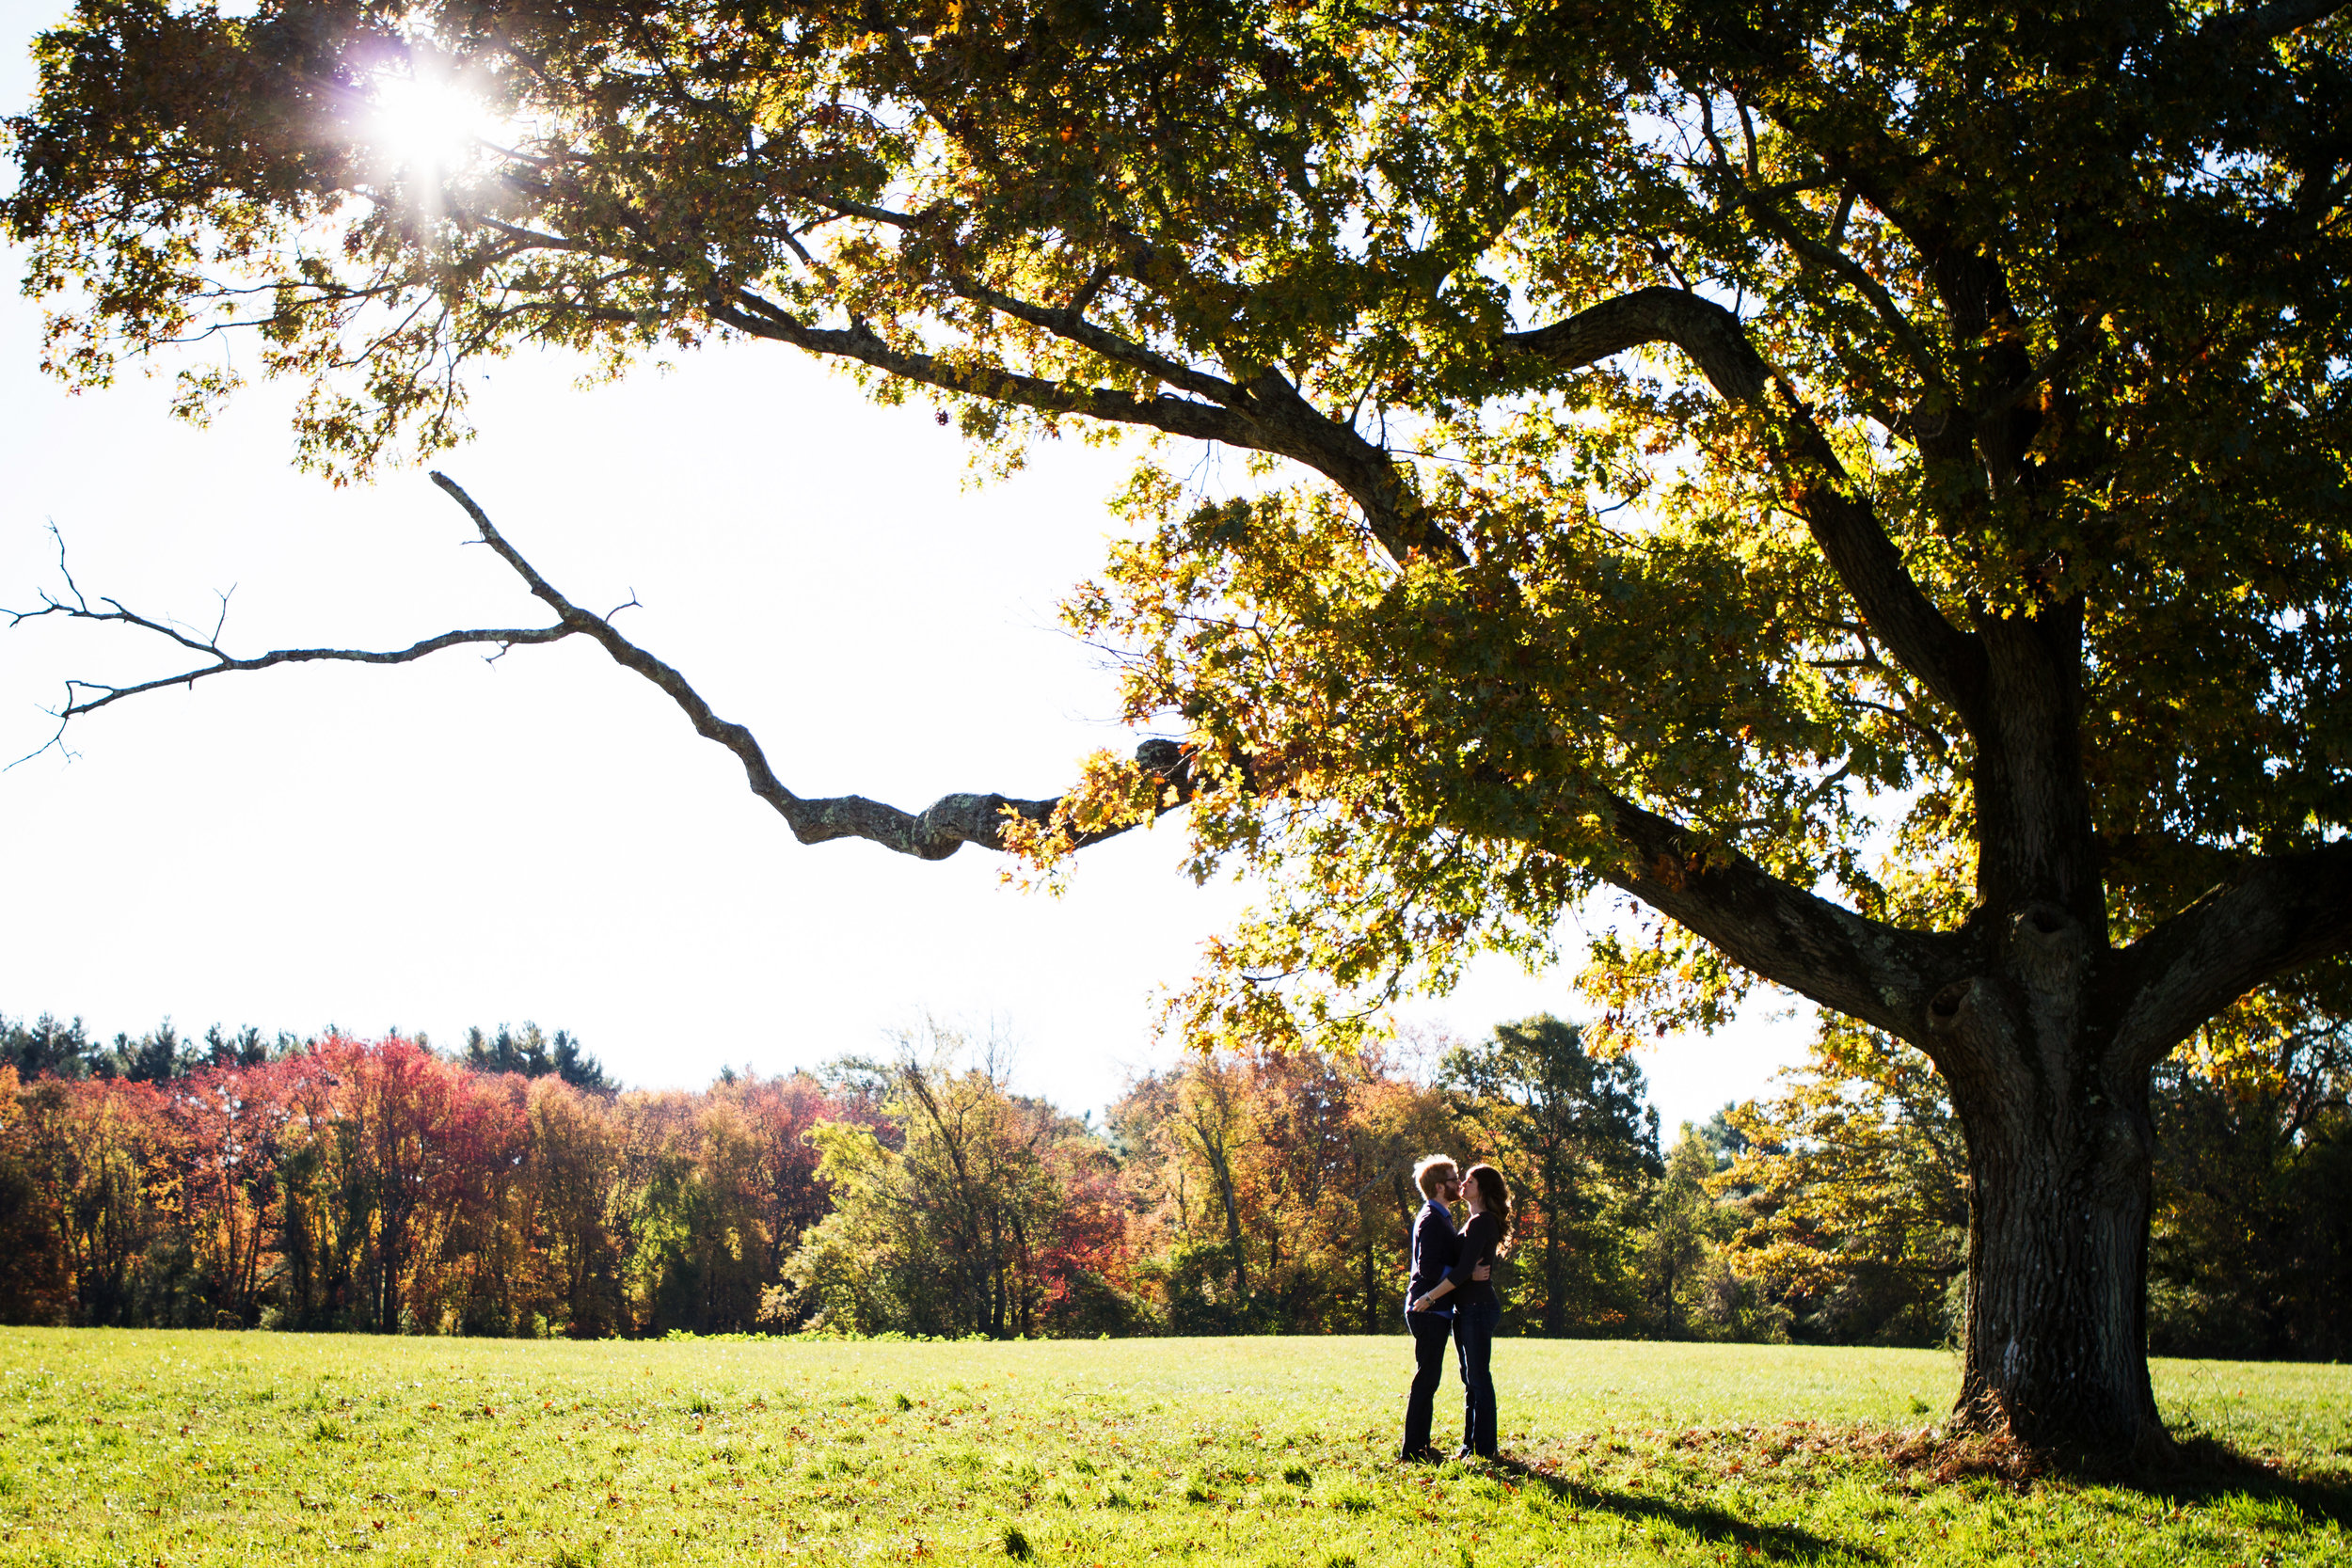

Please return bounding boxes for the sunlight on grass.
[0,1331,2344,1566]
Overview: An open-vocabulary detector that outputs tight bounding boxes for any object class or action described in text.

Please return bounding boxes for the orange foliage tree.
[0,1035,871,1336]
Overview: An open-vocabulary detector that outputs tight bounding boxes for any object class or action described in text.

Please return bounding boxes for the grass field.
[2,1330,2346,1567]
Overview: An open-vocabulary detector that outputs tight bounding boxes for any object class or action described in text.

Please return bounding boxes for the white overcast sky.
[0,0,1806,1129]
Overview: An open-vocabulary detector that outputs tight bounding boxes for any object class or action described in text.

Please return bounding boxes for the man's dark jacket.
[1406,1198,1458,1310]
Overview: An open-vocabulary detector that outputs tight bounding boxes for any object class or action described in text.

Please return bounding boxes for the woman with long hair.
[1408,1161,1513,1459]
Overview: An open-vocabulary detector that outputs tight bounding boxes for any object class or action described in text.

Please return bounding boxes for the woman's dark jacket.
[1445,1211,1502,1309]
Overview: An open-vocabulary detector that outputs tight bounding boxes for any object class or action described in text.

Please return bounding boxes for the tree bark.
[1951,1079,2164,1459]
[1930,904,2169,1460]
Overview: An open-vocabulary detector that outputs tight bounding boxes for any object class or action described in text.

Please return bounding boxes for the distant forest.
[3,1011,2345,1359]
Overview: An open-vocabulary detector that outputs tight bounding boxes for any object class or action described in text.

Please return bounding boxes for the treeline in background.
[3,1011,2346,1358]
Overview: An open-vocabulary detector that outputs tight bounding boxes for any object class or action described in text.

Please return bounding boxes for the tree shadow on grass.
[2117,1434,2352,1531]
[1885,1423,2352,1529]
[1493,1454,1884,1566]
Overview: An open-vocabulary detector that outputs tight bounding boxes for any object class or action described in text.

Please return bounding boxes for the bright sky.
[0,0,1808,1131]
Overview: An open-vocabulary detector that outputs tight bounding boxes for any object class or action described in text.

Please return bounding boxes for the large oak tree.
[6,0,2349,1457]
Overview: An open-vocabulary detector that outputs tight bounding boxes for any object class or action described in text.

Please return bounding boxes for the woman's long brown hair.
[1464,1163,1514,1256]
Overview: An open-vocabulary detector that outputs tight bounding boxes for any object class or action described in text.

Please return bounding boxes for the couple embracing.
[1399,1155,1515,1464]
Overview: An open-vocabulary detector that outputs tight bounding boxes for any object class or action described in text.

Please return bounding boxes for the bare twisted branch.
[6,478,1191,859]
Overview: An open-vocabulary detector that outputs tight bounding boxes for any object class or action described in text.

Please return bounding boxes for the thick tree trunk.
[1952,1076,2165,1457]
[1932,903,2170,1461]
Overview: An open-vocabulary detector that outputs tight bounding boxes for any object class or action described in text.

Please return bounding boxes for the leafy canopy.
[8,0,2348,1045]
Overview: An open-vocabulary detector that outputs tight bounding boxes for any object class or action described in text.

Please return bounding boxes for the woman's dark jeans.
[1453,1301,1502,1457]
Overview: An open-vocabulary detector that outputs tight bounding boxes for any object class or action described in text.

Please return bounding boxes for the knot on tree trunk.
[1926,976,1984,1039]
[2006,903,2088,1075]
[1924,974,2017,1089]
[2007,903,2087,998]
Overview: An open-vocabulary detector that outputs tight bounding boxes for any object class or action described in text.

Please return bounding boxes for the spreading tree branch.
[2106,842,2352,1068]
[708,289,1467,569]
[5,477,1192,860]
[5,474,1959,1034]
[1583,785,1955,1039]
[1503,285,1989,725]
[1502,285,1772,404]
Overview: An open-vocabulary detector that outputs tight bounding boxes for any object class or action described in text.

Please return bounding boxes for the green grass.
[0,1330,2345,1566]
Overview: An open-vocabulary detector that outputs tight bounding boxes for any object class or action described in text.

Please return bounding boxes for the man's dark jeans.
[1453,1301,1502,1457]
[1400,1307,1454,1458]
